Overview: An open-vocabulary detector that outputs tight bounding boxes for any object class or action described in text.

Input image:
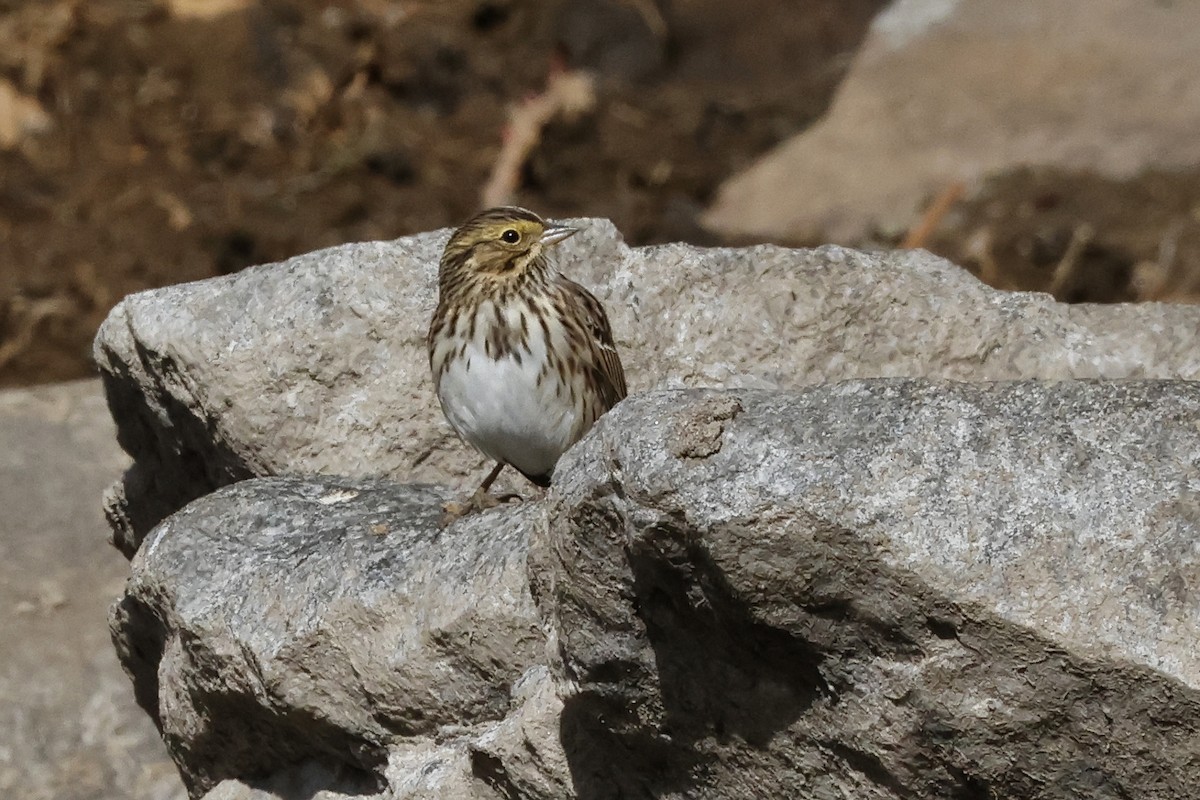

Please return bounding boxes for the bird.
[427,206,627,521]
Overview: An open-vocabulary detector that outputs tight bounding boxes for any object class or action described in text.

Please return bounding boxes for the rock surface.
[112,379,1200,799]
[533,383,1200,798]
[94,220,1200,554]
[703,0,1200,242]
[112,476,555,797]
[0,380,184,800]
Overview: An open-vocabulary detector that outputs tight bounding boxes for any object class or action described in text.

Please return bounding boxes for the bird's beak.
[540,225,579,247]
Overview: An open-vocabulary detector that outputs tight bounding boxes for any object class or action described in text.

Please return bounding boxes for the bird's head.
[439,207,578,289]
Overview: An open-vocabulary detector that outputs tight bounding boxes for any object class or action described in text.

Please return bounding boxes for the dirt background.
[2,0,1199,390]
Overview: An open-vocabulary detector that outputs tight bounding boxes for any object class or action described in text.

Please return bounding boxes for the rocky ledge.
[95,219,1200,799]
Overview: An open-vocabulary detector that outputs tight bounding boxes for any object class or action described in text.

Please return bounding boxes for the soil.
[1,0,1198,389]
[924,166,1200,305]
[0,0,884,387]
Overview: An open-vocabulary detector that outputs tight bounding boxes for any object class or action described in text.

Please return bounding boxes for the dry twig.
[902,181,965,250]
[1046,223,1094,299]
[480,68,596,209]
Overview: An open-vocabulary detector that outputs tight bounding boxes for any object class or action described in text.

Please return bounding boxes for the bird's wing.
[558,278,628,409]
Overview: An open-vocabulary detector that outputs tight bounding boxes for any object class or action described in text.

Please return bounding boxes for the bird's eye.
[501,229,520,244]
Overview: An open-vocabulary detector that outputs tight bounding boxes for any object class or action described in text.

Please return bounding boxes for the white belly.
[437,340,579,479]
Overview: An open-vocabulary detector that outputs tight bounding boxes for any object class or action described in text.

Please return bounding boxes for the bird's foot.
[441,487,523,526]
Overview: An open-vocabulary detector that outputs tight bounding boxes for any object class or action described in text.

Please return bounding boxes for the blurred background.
[0,0,883,387]
[3,0,1197,390]
[2,1,1199,798]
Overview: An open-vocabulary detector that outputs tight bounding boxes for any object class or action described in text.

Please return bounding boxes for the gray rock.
[200,664,569,800]
[0,380,184,800]
[94,223,1200,554]
[111,476,552,797]
[466,665,574,800]
[703,0,1200,242]
[107,373,1200,798]
[531,382,1200,799]
[201,762,372,800]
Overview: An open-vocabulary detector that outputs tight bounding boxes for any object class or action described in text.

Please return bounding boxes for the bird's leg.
[478,461,505,493]
[480,461,525,504]
[441,462,522,525]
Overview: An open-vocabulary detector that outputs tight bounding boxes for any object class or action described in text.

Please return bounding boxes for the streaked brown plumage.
[428,206,626,518]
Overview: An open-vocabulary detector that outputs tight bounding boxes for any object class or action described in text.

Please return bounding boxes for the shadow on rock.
[560,521,833,799]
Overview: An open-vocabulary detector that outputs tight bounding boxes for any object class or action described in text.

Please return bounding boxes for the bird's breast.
[433,300,580,479]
